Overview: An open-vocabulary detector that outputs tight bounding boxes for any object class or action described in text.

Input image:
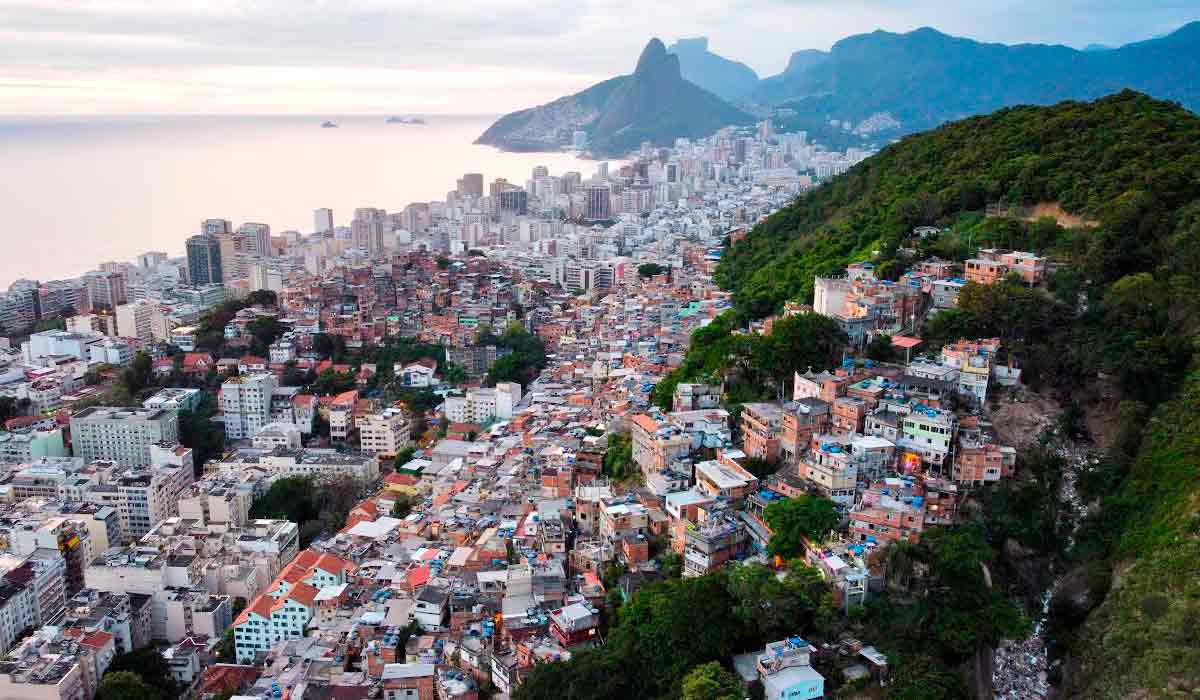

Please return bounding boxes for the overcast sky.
[0,0,1195,115]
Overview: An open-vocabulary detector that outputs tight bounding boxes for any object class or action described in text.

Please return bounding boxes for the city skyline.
[1,0,1194,115]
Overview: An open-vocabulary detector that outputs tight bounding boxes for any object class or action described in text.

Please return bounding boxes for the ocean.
[0,114,600,288]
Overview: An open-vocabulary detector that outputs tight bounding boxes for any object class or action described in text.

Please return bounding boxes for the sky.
[0,0,1195,116]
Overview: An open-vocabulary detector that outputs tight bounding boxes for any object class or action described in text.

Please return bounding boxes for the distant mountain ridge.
[476,39,754,157]
[753,21,1200,133]
[666,37,760,101]
[478,22,1199,157]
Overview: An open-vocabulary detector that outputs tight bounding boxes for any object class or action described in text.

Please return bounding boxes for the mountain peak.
[635,38,675,76]
[670,37,709,53]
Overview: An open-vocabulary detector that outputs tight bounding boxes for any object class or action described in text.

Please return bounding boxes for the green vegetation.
[864,525,1028,693]
[763,495,841,559]
[99,648,179,700]
[514,563,824,700]
[658,93,1200,696]
[305,368,356,396]
[637,262,668,278]
[601,433,636,481]
[481,323,548,388]
[1055,368,1200,697]
[717,90,1200,324]
[177,394,223,475]
[96,671,164,700]
[651,311,846,411]
[249,475,365,546]
[680,662,741,700]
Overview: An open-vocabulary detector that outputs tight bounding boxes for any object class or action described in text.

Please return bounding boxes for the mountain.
[710,91,1200,696]
[667,37,760,102]
[476,38,755,157]
[752,21,1200,134]
[753,49,828,114]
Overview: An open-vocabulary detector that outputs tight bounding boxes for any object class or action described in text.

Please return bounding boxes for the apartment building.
[779,398,831,464]
[740,402,783,462]
[142,387,203,415]
[219,373,277,440]
[896,405,957,468]
[0,630,88,700]
[443,383,521,425]
[630,414,691,478]
[671,382,721,412]
[358,408,412,458]
[953,442,1017,485]
[69,407,179,468]
[232,550,354,663]
[694,455,759,501]
[112,446,195,540]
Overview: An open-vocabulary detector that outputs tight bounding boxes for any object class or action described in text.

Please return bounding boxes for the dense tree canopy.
[680,662,741,700]
[763,496,841,558]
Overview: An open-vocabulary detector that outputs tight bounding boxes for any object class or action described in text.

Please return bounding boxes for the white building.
[69,407,179,468]
[443,382,521,425]
[115,301,156,342]
[357,409,412,457]
[251,422,302,450]
[219,373,277,440]
[143,387,203,414]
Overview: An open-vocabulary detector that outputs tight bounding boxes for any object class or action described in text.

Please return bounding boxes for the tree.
[637,263,668,278]
[178,396,224,475]
[104,648,178,699]
[885,654,967,700]
[246,316,284,356]
[602,433,635,481]
[393,447,417,471]
[681,662,741,700]
[120,352,154,397]
[441,361,467,385]
[96,671,164,700]
[764,496,840,558]
[0,396,20,423]
[866,333,896,362]
[391,494,415,519]
[246,289,278,307]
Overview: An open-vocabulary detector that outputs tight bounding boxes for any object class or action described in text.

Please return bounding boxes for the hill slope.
[667,37,760,102]
[706,91,1200,696]
[476,39,755,156]
[716,90,1200,318]
[752,22,1200,134]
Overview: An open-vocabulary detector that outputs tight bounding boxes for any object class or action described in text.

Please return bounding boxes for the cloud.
[0,0,1194,114]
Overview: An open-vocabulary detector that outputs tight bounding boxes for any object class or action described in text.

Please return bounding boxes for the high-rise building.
[115,300,155,342]
[498,190,528,216]
[314,208,334,235]
[532,165,549,179]
[185,233,223,285]
[201,219,232,237]
[586,185,612,221]
[236,223,272,259]
[83,270,127,311]
[596,162,609,180]
[351,208,388,255]
[458,173,484,198]
[69,407,180,468]
[219,373,277,440]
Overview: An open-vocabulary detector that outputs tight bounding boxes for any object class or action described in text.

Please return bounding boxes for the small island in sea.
[320,120,338,128]
[386,116,426,125]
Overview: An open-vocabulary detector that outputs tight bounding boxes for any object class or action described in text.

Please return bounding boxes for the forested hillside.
[693,90,1199,697]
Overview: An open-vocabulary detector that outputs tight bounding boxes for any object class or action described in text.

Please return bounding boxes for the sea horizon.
[0,113,603,288]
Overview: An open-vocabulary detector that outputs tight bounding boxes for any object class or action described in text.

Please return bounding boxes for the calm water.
[0,114,599,287]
